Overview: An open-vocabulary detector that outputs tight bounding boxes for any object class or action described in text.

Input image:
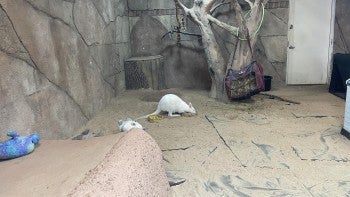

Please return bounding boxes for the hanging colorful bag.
[225,61,265,100]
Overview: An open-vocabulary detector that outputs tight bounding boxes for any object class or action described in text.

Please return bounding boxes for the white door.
[286,0,336,84]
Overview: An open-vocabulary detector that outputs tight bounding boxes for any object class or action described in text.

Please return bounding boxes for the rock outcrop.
[0,0,127,139]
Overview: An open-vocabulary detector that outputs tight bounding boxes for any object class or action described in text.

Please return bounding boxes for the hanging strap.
[228,38,240,69]
[246,30,254,60]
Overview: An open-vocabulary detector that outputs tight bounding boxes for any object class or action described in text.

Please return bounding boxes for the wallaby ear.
[118,120,123,126]
[189,102,193,107]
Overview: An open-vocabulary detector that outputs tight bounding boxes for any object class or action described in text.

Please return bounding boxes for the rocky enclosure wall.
[128,0,289,89]
[1,0,348,139]
[0,0,129,140]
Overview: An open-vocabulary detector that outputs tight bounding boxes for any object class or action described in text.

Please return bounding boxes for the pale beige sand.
[76,85,349,196]
[1,85,349,196]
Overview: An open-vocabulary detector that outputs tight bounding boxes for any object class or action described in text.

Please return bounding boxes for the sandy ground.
[1,85,349,196]
[73,85,349,196]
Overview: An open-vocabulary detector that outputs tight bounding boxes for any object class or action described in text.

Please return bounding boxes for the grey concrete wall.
[0,0,130,140]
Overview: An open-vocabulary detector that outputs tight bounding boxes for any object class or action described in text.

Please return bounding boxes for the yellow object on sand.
[147,114,164,123]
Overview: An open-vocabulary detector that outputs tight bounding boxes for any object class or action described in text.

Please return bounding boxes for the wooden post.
[124,55,166,90]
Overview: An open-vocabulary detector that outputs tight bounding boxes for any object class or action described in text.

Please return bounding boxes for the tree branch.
[230,0,246,34]
[207,14,239,35]
[243,0,253,8]
[174,0,202,25]
[210,2,230,14]
[204,0,222,13]
[174,0,191,15]
[255,0,269,6]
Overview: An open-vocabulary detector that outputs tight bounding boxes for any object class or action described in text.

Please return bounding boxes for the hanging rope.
[237,2,265,40]
[175,3,182,46]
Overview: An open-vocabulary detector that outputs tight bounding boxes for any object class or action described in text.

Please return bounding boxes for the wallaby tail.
[135,109,160,120]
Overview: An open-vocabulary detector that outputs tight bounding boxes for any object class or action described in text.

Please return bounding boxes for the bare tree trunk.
[199,20,226,100]
[175,0,268,101]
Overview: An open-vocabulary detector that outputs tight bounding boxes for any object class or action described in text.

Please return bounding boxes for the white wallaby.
[136,94,196,120]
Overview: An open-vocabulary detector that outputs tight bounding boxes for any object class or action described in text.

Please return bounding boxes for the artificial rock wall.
[2,0,348,139]
[0,0,129,140]
[127,0,290,89]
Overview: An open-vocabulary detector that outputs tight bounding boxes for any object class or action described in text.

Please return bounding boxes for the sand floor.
[1,85,349,196]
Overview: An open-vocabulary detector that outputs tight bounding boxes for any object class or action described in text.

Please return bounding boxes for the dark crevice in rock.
[90,0,108,26]
[0,4,89,120]
[205,115,246,167]
[71,1,112,47]
[24,0,73,29]
[0,3,38,70]
[88,52,117,92]
[161,145,194,152]
[72,1,90,47]
[268,10,288,25]
[0,47,34,67]
[70,2,116,92]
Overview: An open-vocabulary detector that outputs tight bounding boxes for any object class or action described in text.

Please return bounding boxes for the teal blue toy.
[0,131,40,160]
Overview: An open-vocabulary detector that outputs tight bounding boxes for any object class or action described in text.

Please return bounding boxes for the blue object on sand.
[0,131,40,160]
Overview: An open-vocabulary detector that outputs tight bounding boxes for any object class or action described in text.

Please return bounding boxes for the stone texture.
[269,8,289,24]
[115,0,127,16]
[127,0,148,11]
[0,51,87,140]
[130,15,168,56]
[260,36,288,63]
[89,44,121,90]
[1,0,115,118]
[69,129,171,196]
[162,43,211,90]
[115,42,130,91]
[0,7,34,66]
[115,16,130,42]
[260,9,288,37]
[148,0,175,10]
[26,0,75,28]
[91,0,116,24]
[0,0,124,139]
[154,15,177,31]
[73,0,115,45]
